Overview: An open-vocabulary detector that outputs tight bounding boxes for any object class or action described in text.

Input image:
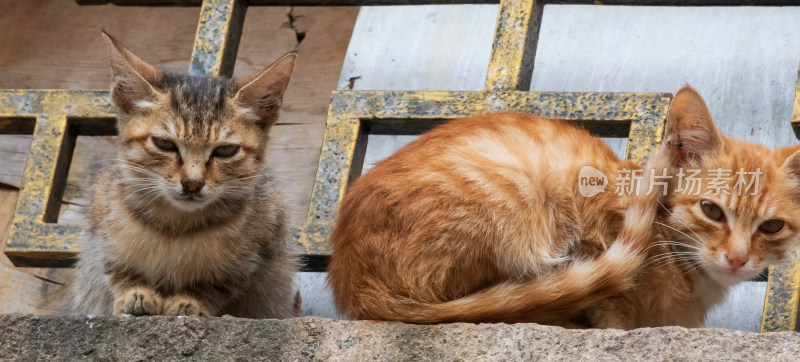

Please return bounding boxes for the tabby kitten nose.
[181,179,204,193]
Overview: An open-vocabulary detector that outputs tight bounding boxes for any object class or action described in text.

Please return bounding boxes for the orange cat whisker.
[654,222,703,246]
[647,240,702,251]
[658,200,704,243]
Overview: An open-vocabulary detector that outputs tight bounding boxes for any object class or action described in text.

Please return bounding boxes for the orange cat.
[327,86,800,328]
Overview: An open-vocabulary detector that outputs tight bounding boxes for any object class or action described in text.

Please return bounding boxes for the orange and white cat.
[327,86,800,329]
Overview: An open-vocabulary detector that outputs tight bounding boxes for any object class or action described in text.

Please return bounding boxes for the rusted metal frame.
[1,0,244,268]
[790,61,800,140]
[0,90,116,267]
[76,0,800,6]
[762,251,800,332]
[297,90,671,258]
[484,0,543,92]
[762,60,800,332]
[190,0,248,77]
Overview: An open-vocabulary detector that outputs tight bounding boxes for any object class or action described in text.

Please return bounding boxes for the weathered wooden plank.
[0,136,30,188]
[0,2,199,90]
[0,266,70,314]
[0,186,20,269]
[76,0,499,4]
[75,0,800,6]
[61,137,118,208]
[0,186,71,314]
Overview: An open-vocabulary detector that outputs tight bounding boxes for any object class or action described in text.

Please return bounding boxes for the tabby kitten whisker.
[219,173,267,183]
[110,160,167,177]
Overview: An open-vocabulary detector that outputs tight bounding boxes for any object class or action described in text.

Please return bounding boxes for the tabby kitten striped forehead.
[109,43,288,214]
[70,32,298,318]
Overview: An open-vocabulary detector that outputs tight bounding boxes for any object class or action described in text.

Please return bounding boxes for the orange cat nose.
[725,253,749,272]
[181,179,205,194]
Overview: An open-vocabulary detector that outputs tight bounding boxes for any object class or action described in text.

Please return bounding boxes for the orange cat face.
[102,32,294,212]
[661,87,800,284]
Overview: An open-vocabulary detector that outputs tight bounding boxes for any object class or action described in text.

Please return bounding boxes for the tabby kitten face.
[103,32,295,212]
[661,87,800,285]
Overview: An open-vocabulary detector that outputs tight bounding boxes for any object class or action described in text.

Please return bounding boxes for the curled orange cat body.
[327,86,800,328]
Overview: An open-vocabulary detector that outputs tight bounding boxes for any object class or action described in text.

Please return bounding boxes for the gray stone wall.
[1,315,798,360]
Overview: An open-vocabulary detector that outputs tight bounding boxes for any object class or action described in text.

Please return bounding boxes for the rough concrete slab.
[0,314,798,361]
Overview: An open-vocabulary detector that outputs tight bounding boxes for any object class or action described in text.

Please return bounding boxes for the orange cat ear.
[780,146,800,183]
[234,52,296,130]
[101,31,163,115]
[663,85,724,167]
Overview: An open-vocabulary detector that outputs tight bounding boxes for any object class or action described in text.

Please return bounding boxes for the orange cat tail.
[625,149,674,253]
[366,240,644,324]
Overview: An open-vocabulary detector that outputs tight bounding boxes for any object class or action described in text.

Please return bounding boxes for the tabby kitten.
[70,32,298,318]
[327,86,800,328]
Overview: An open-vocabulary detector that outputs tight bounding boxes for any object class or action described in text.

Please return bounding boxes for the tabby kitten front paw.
[113,287,164,316]
[164,295,210,317]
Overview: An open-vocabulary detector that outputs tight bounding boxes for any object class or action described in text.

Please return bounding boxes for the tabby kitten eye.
[700,200,725,222]
[212,145,240,158]
[151,136,178,152]
[758,219,784,234]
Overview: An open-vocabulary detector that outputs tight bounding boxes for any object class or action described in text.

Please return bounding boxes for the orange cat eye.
[700,200,725,222]
[759,220,785,234]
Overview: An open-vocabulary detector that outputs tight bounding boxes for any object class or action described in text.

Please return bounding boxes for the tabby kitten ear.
[663,85,724,167]
[234,52,296,130]
[101,31,163,115]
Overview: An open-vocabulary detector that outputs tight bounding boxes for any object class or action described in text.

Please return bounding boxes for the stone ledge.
[1,314,799,360]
